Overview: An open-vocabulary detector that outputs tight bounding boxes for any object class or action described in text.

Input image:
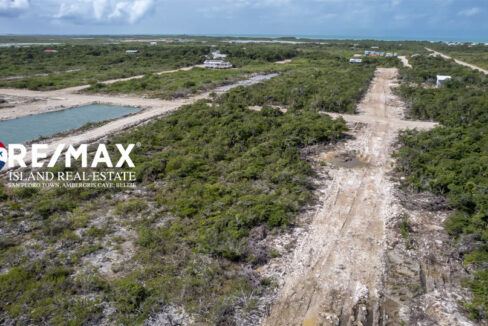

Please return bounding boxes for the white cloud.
[0,0,30,16]
[459,7,481,17]
[55,0,155,24]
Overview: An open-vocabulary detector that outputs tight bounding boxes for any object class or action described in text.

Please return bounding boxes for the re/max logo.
[0,143,135,170]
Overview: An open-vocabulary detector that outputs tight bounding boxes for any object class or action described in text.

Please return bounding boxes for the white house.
[150,42,157,46]
[204,60,233,69]
[126,50,139,54]
[349,58,362,64]
[212,50,228,59]
[436,75,452,88]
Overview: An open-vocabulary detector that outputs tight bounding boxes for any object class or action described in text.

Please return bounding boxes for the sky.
[0,0,487,41]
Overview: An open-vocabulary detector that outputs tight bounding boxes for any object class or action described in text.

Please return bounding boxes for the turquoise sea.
[203,34,488,43]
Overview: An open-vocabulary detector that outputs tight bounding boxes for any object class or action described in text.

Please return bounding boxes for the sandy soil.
[275,59,293,64]
[426,48,488,74]
[398,56,412,68]
[0,64,206,120]
[260,68,472,326]
[1,74,277,167]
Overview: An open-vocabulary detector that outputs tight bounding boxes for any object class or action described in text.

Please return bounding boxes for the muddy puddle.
[322,151,369,169]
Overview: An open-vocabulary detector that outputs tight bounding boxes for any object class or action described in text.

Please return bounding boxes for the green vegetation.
[0,35,421,92]
[218,55,388,113]
[395,55,488,319]
[85,64,284,99]
[0,44,210,90]
[0,102,347,324]
[429,43,488,70]
[0,39,407,324]
[0,42,296,91]
[86,51,396,108]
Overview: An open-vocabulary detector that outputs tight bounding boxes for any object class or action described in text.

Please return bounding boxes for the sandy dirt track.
[398,56,412,68]
[261,68,471,326]
[0,64,206,121]
[0,74,276,167]
[426,48,488,74]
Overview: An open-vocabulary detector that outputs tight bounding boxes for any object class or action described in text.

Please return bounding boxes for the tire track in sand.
[262,68,430,326]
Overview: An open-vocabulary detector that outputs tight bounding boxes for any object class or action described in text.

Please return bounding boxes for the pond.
[0,104,141,145]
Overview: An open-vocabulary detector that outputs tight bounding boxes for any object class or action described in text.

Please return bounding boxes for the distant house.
[436,75,452,88]
[212,50,227,59]
[349,58,362,64]
[126,50,139,54]
[386,53,393,57]
[204,60,232,69]
[371,46,379,49]
[411,53,420,57]
[44,49,58,53]
[365,51,380,56]
[150,42,157,46]
[365,50,382,56]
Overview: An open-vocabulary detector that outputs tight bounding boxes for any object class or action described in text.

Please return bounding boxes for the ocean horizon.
[203,34,488,44]
[1,33,487,44]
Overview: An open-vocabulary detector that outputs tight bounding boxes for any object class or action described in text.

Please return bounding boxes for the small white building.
[349,58,362,64]
[126,50,139,54]
[204,60,233,69]
[212,50,227,59]
[150,42,157,46]
[436,75,452,88]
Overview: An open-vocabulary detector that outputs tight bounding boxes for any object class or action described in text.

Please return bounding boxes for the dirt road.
[1,74,277,167]
[426,48,488,74]
[261,68,472,326]
[398,56,412,68]
[0,65,206,121]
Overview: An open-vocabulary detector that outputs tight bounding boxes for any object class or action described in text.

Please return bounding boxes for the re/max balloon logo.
[0,142,135,171]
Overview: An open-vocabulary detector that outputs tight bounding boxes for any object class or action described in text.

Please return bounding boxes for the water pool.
[0,104,141,145]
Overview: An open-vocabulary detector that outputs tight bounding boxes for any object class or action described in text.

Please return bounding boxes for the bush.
[112,279,148,313]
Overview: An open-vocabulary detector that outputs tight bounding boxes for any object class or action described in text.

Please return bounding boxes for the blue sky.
[0,0,486,41]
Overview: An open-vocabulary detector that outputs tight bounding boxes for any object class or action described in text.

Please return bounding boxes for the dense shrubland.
[0,44,210,90]
[0,100,347,325]
[0,43,296,90]
[398,55,487,87]
[395,55,488,319]
[87,53,397,106]
[429,43,488,70]
[85,64,286,99]
[218,55,384,113]
[217,44,297,67]
[0,41,404,324]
